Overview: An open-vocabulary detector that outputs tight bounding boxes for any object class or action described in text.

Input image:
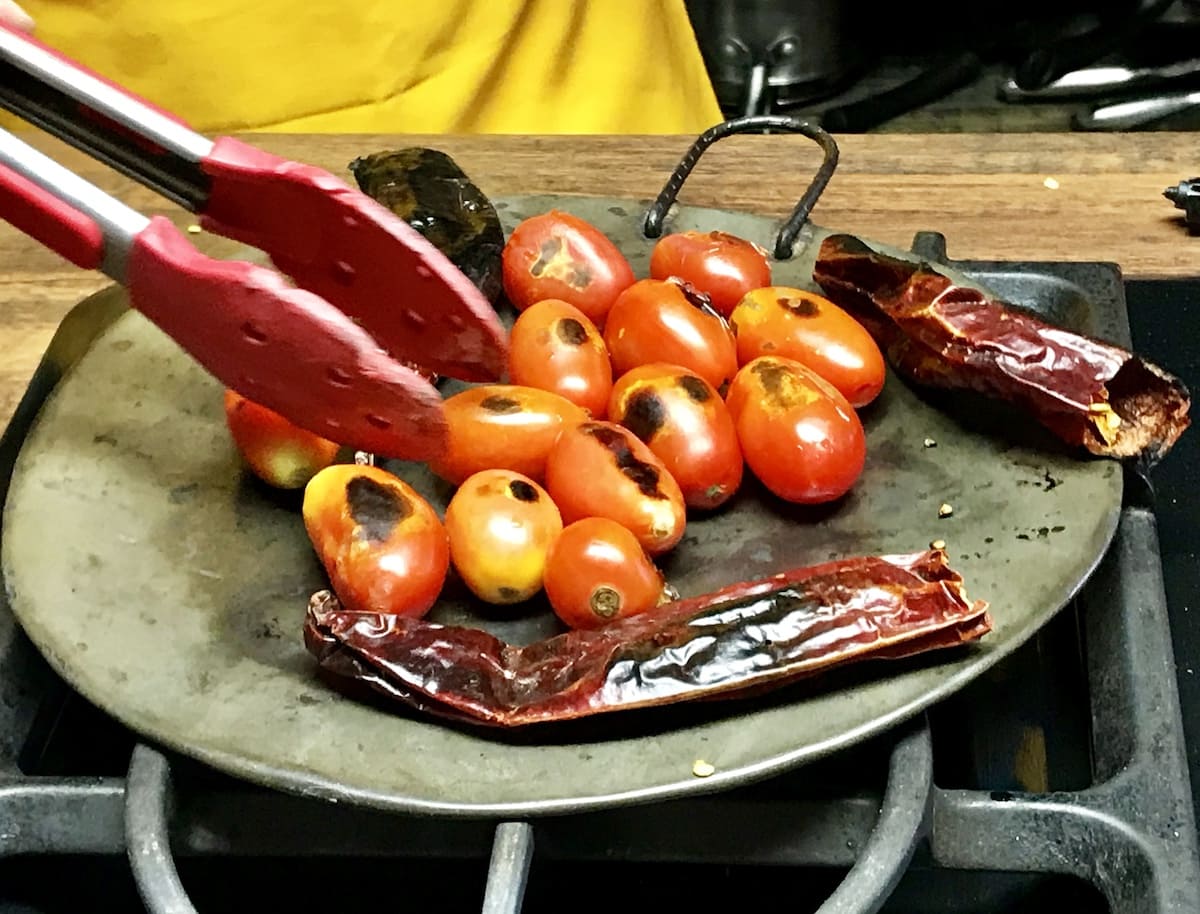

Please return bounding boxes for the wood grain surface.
[0,130,1196,431]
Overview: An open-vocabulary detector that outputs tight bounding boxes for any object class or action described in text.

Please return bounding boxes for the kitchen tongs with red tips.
[0,24,508,460]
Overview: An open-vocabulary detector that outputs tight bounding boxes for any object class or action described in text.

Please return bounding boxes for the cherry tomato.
[649,230,772,317]
[544,420,686,556]
[608,363,743,511]
[730,286,886,408]
[501,210,635,324]
[428,384,588,486]
[506,299,612,418]
[303,463,449,618]
[543,517,669,630]
[725,356,866,505]
[603,278,738,392]
[223,388,340,489]
[443,469,563,605]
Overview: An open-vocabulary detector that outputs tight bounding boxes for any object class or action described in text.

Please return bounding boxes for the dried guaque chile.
[304,547,992,728]
[812,233,1191,462]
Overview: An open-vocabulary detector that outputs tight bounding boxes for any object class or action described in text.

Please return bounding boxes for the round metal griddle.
[0,190,1122,816]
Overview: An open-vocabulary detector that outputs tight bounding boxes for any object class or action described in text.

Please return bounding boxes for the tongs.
[0,24,508,460]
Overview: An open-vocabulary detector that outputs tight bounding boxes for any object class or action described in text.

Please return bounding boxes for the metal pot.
[684,0,862,115]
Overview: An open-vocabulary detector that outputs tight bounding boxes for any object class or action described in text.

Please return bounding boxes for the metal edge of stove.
[0,238,1195,914]
[0,289,128,857]
[908,233,1200,914]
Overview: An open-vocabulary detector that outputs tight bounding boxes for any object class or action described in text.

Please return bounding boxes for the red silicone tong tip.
[199,137,509,383]
[126,217,448,460]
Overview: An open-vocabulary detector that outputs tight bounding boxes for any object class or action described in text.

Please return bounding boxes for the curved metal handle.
[642,115,839,260]
[125,744,199,914]
[815,717,934,914]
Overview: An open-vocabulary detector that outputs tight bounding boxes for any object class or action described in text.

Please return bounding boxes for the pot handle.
[642,115,839,260]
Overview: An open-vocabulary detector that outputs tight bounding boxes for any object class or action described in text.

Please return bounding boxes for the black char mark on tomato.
[346,476,412,542]
[508,479,539,502]
[480,395,521,413]
[556,317,588,346]
[531,237,593,290]
[621,389,667,441]
[669,277,711,309]
[676,374,711,402]
[672,278,724,323]
[752,360,792,406]
[780,294,819,317]
[668,277,724,322]
[583,424,667,498]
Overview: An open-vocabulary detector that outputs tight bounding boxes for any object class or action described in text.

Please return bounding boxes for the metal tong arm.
[0,125,146,280]
[0,21,510,386]
[0,23,214,210]
[0,121,456,460]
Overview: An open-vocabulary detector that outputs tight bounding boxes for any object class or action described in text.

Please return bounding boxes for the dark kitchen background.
[684,0,1200,131]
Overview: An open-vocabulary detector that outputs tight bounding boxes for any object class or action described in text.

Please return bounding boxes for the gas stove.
[0,237,1196,914]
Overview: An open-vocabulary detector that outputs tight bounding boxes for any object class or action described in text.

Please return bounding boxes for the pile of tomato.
[223,211,887,633]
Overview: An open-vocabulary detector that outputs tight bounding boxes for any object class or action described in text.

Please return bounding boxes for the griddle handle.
[641,115,840,261]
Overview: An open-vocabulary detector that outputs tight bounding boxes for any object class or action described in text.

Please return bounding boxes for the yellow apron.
[10,0,723,134]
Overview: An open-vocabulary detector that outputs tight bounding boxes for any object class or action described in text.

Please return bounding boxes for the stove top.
[0,235,1196,914]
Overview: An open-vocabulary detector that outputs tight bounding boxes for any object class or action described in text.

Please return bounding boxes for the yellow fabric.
[10,0,723,134]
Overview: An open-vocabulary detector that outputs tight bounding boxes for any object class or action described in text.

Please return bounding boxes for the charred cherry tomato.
[444,469,563,605]
[608,363,743,511]
[544,420,686,556]
[603,278,738,392]
[506,298,613,417]
[649,230,772,317]
[730,286,886,408]
[428,384,588,486]
[543,517,669,630]
[726,356,866,505]
[501,210,635,325]
[223,388,340,489]
[303,463,449,618]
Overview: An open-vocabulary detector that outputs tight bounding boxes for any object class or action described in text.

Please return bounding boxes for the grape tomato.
[650,230,771,317]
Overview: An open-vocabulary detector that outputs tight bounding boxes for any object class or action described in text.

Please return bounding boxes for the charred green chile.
[350,148,505,305]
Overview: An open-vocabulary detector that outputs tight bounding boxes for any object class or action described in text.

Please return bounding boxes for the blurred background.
[684,0,1200,131]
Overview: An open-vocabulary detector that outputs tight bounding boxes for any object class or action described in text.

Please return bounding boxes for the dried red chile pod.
[812,233,1191,462]
[304,548,991,728]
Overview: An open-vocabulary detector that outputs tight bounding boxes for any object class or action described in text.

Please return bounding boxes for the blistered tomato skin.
[543,517,669,630]
[649,230,772,317]
[223,389,340,489]
[608,363,743,511]
[506,299,613,417]
[544,420,687,556]
[730,286,886,408]
[428,384,589,485]
[444,469,563,605]
[302,464,450,619]
[603,278,739,392]
[501,210,636,325]
[726,356,867,505]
